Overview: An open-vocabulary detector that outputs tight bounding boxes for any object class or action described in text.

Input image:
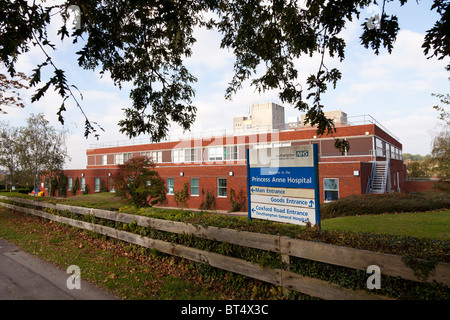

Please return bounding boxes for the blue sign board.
[249,166,315,188]
[247,144,320,228]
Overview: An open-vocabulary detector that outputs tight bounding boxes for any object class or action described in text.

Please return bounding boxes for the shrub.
[71,177,79,196]
[82,184,90,195]
[200,190,215,210]
[58,174,68,198]
[112,156,166,208]
[100,179,109,193]
[229,188,246,212]
[175,181,189,207]
[433,181,450,193]
[321,191,450,220]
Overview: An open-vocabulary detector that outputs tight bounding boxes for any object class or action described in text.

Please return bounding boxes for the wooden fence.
[1,195,449,300]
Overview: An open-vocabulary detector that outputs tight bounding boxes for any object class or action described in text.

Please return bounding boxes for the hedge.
[320,191,450,220]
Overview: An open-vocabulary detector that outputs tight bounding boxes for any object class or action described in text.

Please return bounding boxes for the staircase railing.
[384,157,391,193]
[366,162,376,194]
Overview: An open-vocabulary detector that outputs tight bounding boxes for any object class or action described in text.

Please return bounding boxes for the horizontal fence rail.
[1,196,449,299]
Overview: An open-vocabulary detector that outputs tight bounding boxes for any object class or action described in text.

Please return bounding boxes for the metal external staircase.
[367,159,391,194]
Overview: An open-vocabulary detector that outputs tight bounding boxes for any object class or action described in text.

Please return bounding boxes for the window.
[102,155,107,165]
[142,151,162,163]
[67,178,73,190]
[184,148,199,162]
[209,146,223,161]
[172,149,183,163]
[115,153,132,164]
[115,153,123,165]
[375,138,385,157]
[81,177,86,192]
[141,151,150,158]
[191,178,199,196]
[217,178,227,197]
[152,151,162,163]
[123,153,133,162]
[224,146,238,160]
[324,178,339,201]
[94,178,100,192]
[167,178,174,195]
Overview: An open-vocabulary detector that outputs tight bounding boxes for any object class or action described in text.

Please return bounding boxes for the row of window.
[67,177,111,193]
[375,138,402,160]
[169,146,243,163]
[102,146,253,165]
[167,177,227,197]
[65,176,228,197]
[112,144,294,165]
[66,176,338,201]
[98,139,403,166]
[167,177,339,201]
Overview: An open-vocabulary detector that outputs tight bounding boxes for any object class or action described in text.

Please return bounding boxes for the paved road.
[0,238,117,300]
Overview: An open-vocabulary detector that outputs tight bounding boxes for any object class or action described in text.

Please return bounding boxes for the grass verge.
[322,210,450,240]
[1,192,449,300]
[0,208,297,300]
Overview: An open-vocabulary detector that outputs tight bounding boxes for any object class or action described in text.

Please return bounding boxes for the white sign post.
[247,145,320,228]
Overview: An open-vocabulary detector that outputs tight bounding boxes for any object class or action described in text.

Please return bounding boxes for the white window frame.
[94,178,100,192]
[208,146,224,161]
[172,149,183,163]
[153,151,162,163]
[224,146,238,160]
[190,178,199,196]
[167,178,174,195]
[141,151,151,159]
[323,178,339,202]
[81,177,86,192]
[123,153,133,163]
[115,153,124,165]
[217,178,227,198]
[184,148,199,162]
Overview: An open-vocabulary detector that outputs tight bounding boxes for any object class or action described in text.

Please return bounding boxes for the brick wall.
[403,180,437,193]
[41,122,407,211]
[318,162,366,202]
[156,164,247,211]
[43,161,379,211]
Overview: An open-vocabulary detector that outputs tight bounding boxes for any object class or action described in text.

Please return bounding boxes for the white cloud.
[384,114,440,155]
[185,27,234,75]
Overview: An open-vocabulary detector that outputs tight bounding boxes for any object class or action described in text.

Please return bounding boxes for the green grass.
[0,208,233,300]
[56,192,126,210]
[322,210,450,240]
[1,192,449,299]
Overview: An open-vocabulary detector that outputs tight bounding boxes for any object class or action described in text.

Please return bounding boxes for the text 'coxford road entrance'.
[247,145,320,228]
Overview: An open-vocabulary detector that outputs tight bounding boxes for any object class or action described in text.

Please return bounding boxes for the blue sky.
[2,1,449,169]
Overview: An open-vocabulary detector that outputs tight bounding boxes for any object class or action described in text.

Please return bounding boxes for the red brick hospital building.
[50,103,406,211]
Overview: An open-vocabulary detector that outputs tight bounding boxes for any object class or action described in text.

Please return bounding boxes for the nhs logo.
[296,150,309,157]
